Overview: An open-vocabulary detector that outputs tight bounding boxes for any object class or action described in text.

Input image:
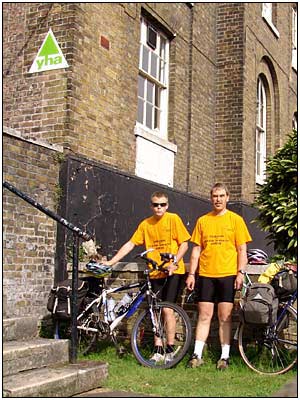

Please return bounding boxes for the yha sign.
[29,28,69,73]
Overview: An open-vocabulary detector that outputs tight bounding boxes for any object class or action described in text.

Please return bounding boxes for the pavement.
[271,377,298,398]
[74,388,157,397]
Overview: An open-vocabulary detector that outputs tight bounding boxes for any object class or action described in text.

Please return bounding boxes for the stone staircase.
[3,316,109,397]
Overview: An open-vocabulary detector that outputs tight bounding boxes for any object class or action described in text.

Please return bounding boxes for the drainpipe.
[186,3,194,192]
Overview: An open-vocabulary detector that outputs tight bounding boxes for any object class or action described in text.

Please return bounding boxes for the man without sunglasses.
[105,191,191,363]
[186,183,252,370]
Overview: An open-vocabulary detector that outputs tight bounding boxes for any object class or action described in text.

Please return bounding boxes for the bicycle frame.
[77,281,145,333]
[270,290,297,346]
[77,249,170,337]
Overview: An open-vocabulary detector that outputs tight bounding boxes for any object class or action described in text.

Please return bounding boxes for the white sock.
[194,340,206,358]
[221,344,230,360]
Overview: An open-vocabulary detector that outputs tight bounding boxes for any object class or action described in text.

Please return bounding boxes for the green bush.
[254,130,297,261]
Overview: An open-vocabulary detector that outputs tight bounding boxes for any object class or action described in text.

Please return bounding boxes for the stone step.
[3,317,40,341]
[3,338,70,376]
[3,360,109,398]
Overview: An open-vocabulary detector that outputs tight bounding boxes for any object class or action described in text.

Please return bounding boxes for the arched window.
[256,76,267,184]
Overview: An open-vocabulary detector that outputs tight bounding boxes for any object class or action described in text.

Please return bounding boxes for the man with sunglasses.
[105,191,191,363]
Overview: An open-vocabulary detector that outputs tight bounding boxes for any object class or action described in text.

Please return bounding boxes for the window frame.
[292,7,297,71]
[292,112,297,131]
[256,76,267,185]
[137,16,170,140]
[262,3,280,38]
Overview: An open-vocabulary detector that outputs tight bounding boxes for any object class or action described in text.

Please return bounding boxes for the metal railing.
[3,181,92,363]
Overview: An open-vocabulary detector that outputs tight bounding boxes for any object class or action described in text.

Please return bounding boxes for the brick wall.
[3,3,296,203]
[215,3,245,200]
[2,3,217,199]
[2,3,76,146]
[3,128,63,318]
[186,3,216,196]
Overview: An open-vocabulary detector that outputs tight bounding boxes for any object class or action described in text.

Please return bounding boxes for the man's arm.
[235,243,248,290]
[186,245,201,290]
[105,240,136,266]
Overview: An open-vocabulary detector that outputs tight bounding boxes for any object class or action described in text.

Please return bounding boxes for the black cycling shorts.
[195,275,236,303]
[150,274,184,303]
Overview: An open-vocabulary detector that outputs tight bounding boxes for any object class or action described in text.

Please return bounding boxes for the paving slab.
[271,377,298,398]
[3,316,40,341]
[75,388,155,397]
[3,360,108,398]
[3,338,69,376]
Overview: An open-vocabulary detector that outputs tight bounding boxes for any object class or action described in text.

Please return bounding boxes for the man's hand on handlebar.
[167,262,178,276]
[160,252,178,276]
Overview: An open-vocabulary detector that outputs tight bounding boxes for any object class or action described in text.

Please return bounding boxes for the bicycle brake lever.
[160,252,175,262]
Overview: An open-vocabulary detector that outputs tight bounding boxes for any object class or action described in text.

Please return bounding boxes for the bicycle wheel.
[238,304,297,375]
[131,301,192,369]
[77,300,103,355]
[77,314,98,356]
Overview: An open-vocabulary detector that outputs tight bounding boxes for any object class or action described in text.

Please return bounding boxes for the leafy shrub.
[254,130,297,261]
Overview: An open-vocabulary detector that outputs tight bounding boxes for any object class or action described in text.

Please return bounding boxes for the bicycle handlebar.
[85,249,176,276]
[134,249,176,272]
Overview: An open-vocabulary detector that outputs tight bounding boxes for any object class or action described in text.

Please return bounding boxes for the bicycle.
[76,249,192,369]
[237,271,297,375]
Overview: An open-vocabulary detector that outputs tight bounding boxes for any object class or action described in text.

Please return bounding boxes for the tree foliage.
[254,130,297,261]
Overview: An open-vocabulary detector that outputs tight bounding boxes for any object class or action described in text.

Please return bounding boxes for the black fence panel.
[56,155,273,279]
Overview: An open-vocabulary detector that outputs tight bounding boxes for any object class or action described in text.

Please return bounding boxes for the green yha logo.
[29,28,69,73]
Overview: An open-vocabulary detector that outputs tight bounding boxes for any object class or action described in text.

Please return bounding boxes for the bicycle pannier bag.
[239,283,278,325]
[271,269,297,298]
[47,279,89,320]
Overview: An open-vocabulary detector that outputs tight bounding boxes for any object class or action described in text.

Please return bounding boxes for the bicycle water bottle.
[107,297,116,321]
[115,293,132,315]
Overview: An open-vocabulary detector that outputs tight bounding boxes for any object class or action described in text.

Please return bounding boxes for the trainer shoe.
[149,352,165,364]
[164,346,181,363]
[187,353,204,368]
[216,358,229,370]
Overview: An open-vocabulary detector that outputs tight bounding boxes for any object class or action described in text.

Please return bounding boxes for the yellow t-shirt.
[191,210,252,277]
[130,212,191,279]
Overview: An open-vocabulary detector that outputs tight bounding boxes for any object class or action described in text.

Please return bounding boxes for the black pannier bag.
[47,279,89,320]
[271,269,297,298]
[239,283,278,325]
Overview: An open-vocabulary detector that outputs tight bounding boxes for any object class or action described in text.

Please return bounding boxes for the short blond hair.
[210,183,229,196]
[151,191,169,202]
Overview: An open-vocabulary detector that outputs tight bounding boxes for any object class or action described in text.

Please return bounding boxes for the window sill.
[134,124,177,153]
[256,177,266,186]
[262,16,280,38]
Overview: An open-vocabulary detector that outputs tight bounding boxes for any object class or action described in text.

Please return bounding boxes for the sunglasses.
[152,202,168,207]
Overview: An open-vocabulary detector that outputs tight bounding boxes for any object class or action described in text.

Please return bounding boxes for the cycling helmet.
[247,249,269,265]
[85,261,112,276]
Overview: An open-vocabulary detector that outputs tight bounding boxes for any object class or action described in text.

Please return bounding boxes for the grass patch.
[80,341,297,397]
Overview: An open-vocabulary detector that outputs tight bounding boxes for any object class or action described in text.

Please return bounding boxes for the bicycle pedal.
[117,346,126,357]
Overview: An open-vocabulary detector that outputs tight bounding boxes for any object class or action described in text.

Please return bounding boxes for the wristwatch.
[238,270,246,275]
